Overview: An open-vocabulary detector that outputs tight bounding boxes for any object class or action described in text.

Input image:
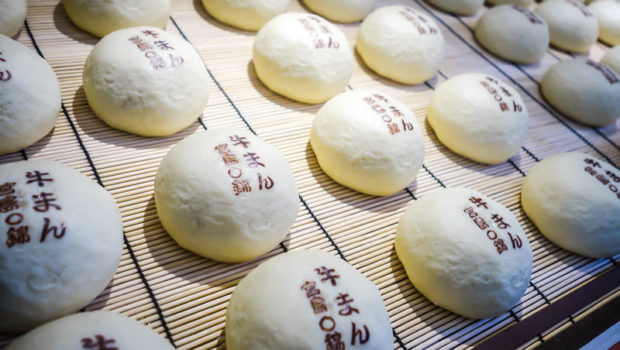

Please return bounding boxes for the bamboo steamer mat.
[1,0,619,348]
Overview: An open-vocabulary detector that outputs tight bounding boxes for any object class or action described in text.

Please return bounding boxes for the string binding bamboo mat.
[1,0,619,349]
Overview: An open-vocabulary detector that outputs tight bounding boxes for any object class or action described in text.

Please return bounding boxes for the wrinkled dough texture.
[63,0,171,37]
[395,187,533,319]
[201,0,290,31]
[0,160,123,332]
[83,27,209,136]
[253,13,353,104]
[589,0,620,45]
[540,58,620,127]
[6,311,173,350]
[302,0,377,22]
[601,45,620,74]
[226,250,393,350]
[521,152,620,258]
[535,0,598,53]
[357,6,444,85]
[0,0,27,37]
[311,90,425,196]
[487,0,534,6]
[475,5,549,64]
[426,0,484,15]
[155,128,299,263]
[0,35,60,155]
[427,73,529,164]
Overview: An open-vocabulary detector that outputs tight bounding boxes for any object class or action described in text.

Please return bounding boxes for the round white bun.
[0,159,123,332]
[253,12,353,104]
[311,90,425,196]
[357,6,445,85]
[395,187,533,319]
[83,26,210,137]
[0,35,60,156]
[0,0,26,37]
[588,0,620,45]
[63,0,171,38]
[6,311,173,350]
[301,0,377,22]
[475,5,549,64]
[601,45,620,75]
[201,0,290,31]
[426,0,484,16]
[522,152,620,258]
[535,0,598,53]
[155,128,299,263]
[427,73,529,164]
[226,250,393,349]
[541,58,620,127]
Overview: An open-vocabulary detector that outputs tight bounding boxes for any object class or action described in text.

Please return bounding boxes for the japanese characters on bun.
[0,35,61,156]
[521,152,620,258]
[154,128,299,263]
[82,26,210,137]
[63,0,171,37]
[0,159,123,332]
[201,0,290,31]
[226,250,393,349]
[395,187,533,319]
[534,0,598,53]
[253,12,353,104]
[0,0,27,37]
[475,5,549,64]
[540,58,620,127]
[356,6,445,85]
[301,0,377,22]
[427,73,529,164]
[5,311,173,350]
[311,90,425,196]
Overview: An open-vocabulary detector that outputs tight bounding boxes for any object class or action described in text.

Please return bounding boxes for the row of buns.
[1,0,618,348]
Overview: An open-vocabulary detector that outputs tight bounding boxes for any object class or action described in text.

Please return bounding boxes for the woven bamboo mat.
[1,0,619,349]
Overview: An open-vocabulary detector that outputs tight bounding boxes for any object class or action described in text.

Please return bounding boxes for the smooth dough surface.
[487,0,534,7]
[0,35,60,156]
[201,0,290,31]
[6,311,173,350]
[253,13,353,104]
[83,27,210,137]
[601,45,620,74]
[0,159,123,332]
[427,73,529,164]
[226,250,393,349]
[426,0,484,15]
[535,0,598,53]
[63,0,171,37]
[301,0,377,22]
[311,90,425,196]
[541,58,620,127]
[155,128,299,263]
[475,5,549,64]
[521,152,620,258]
[0,0,27,37]
[588,0,620,45]
[357,6,445,85]
[395,187,533,319]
